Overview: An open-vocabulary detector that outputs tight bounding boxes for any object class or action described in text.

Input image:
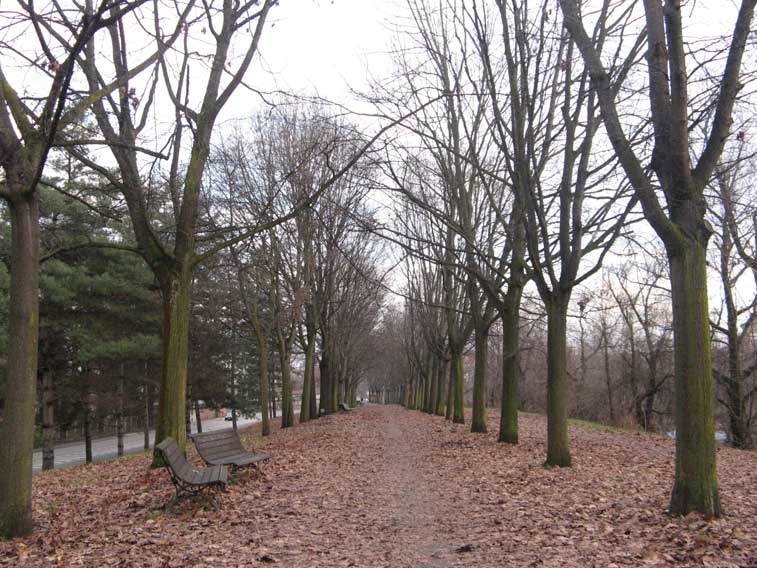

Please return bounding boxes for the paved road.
[32,414,260,473]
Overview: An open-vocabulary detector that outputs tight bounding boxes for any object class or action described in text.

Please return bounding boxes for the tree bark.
[279,345,294,428]
[0,195,39,537]
[471,328,489,433]
[117,373,125,457]
[452,349,465,424]
[154,268,192,463]
[258,329,270,436]
[41,368,55,470]
[499,300,520,444]
[143,382,151,450]
[545,298,571,467]
[668,240,721,516]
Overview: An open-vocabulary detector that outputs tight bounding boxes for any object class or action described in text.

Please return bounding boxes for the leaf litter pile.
[1,406,755,567]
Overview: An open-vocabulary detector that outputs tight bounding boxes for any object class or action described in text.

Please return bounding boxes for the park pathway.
[5,404,756,568]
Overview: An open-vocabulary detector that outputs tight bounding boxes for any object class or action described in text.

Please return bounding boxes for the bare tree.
[561,0,756,515]
[0,0,148,537]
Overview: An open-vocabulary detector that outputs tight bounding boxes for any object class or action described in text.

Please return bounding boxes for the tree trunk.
[445,361,454,420]
[143,382,150,450]
[668,240,720,517]
[185,398,192,438]
[309,362,318,418]
[42,369,55,470]
[429,356,439,415]
[117,373,125,457]
[435,360,448,416]
[195,400,202,434]
[452,349,465,424]
[258,329,270,436]
[602,322,615,423]
[545,298,571,467]
[84,394,93,464]
[0,195,40,537]
[499,302,520,444]
[300,326,316,423]
[471,328,489,433]
[154,268,193,462]
[279,345,294,428]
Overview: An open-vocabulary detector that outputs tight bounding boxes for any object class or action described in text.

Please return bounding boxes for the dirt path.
[2,405,755,568]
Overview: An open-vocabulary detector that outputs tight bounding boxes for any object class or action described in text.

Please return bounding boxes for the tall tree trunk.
[41,369,55,470]
[154,268,193,461]
[545,297,571,467]
[0,196,40,537]
[721,235,752,449]
[429,356,439,415]
[445,360,454,420]
[452,349,465,424]
[499,300,520,444]
[435,360,448,416]
[300,324,316,423]
[471,328,489,433]
[117,372,125,457]
[143,382,151,450]
[668,241,720,516]
[602,321,615,423]
[84,392,93,465]
[309,361,318,418]
[258,329,270,436]
[279,345,294,428]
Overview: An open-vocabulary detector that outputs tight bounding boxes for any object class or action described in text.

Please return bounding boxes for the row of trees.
[364,0,756,519]
[0,1,393,538]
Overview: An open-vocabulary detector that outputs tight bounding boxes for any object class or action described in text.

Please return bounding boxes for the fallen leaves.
[0,406,755,567]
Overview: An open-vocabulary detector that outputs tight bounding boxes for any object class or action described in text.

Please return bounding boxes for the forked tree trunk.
[42,369,56,470]
[668,240,720,517]
[545,298,571,467]
[154,268,193,462]
[499,300,520,444]
[0,196,40,538]
[452,349,465,424]
[471,328,489,433]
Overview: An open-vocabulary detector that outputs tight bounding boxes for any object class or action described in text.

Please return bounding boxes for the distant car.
[224,411,234,421]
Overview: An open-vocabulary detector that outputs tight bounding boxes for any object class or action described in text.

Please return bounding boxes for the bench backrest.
[156,437,195,483]
[191,429,247,462]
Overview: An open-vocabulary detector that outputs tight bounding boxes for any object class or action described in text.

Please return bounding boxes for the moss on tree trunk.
[153,268,193,464]
[668,241,721,517]
[0,195,39,538]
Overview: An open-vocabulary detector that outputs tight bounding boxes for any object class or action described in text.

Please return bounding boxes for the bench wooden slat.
[156,437,228,506]
[191,428,272,470]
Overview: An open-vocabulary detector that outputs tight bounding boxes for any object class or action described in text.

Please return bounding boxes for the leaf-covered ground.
[1,405,755,567]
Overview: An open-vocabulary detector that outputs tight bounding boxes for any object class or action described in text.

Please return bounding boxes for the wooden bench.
[190,428,272,473]
[155,437,228,508]
[338,403,353,412]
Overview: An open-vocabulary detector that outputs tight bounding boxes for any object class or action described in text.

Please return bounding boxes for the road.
[32,414,260,473]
